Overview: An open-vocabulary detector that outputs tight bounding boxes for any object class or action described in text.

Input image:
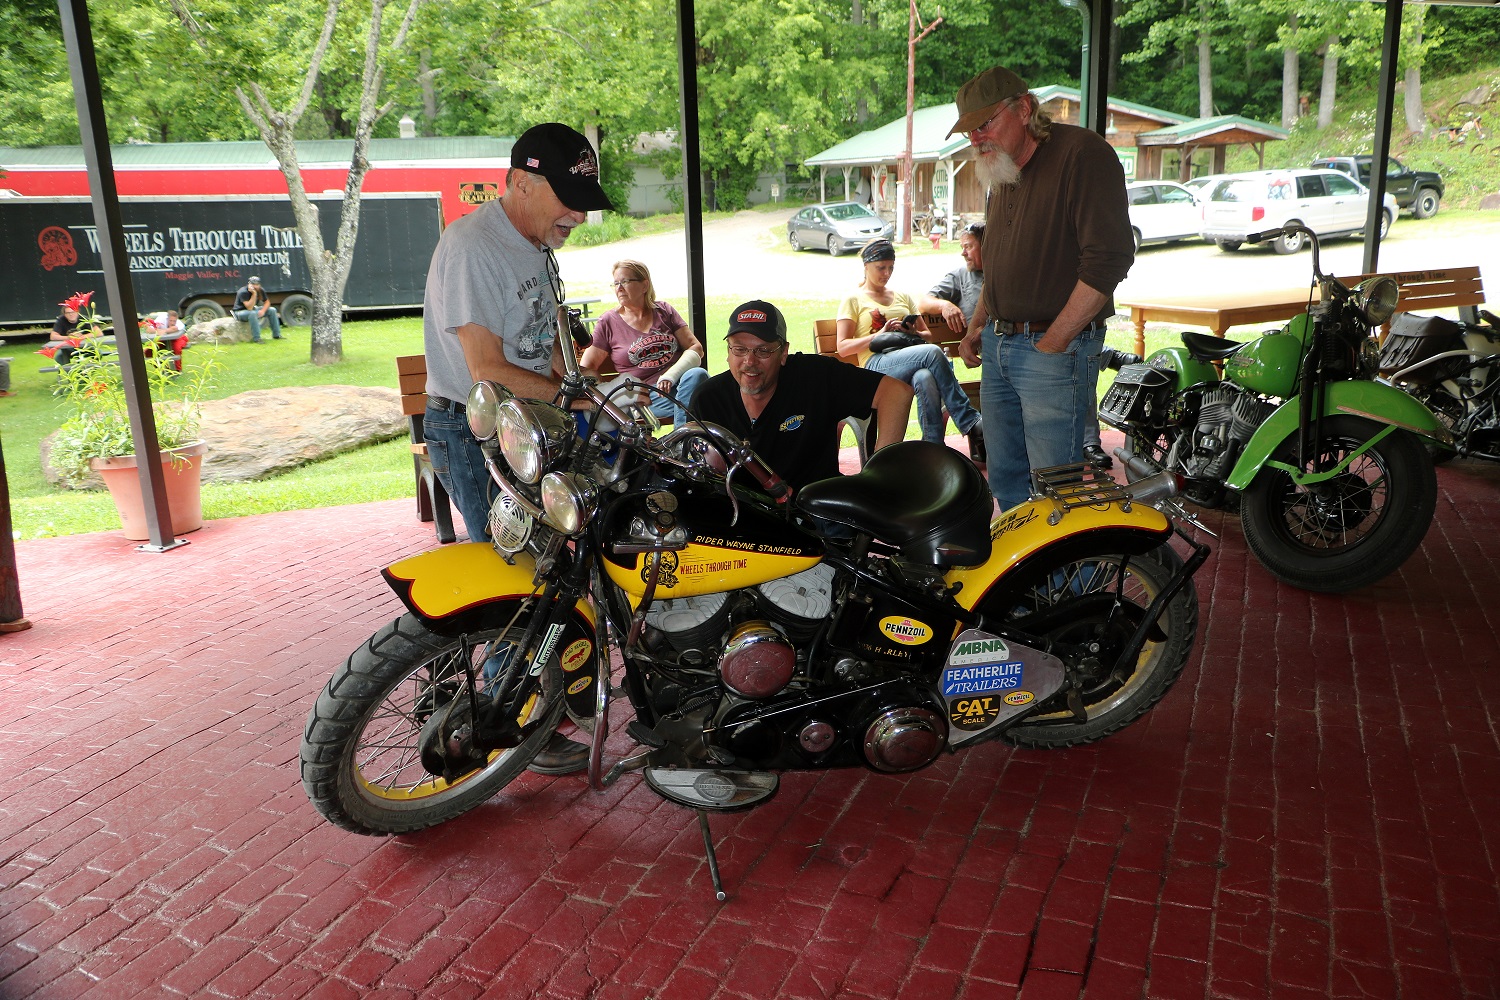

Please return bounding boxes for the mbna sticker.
[567,676,593,696]
[779,414,805,432]
[1003,691,1034,707]
[561,639,592,673]
[880,616,933,645]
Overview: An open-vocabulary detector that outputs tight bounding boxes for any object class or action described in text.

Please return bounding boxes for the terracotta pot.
[89,441,207,540]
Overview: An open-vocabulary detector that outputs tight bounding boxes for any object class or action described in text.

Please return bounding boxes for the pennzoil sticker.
[880,616,933,645]
[950,695,1003,731]
[1003,691,1035,706]
[561,639,592,673]
[567,676,592,696]
[941,660,1023,696]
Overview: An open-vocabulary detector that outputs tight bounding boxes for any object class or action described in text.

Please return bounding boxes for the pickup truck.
[1310,155,1444,219]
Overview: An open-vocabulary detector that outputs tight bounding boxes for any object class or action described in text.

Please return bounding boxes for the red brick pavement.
[2,448,1499,999]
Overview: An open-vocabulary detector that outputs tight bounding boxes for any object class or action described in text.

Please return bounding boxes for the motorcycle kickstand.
[697,810,728,902]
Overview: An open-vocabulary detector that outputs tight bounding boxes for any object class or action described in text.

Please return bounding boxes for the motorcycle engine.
[1181,385,1275,480]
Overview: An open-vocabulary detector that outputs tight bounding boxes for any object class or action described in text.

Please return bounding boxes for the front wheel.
[1412,188,1441,219]
[183,297,226,327]
[829,236,846,257]
[977,543,1198,749]
[279,293,314,326]
[1274,224,1307,255]
[1215,240,1242,253]
[300,608,565,835]
[1240,415,1437,592]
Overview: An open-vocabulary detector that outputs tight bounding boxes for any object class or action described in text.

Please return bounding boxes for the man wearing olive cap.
[232,276,282,343]
[421,122,613,776]
[950,66,1134,509]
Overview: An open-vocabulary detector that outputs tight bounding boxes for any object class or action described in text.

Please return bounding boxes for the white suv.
[1199,168,1397,254]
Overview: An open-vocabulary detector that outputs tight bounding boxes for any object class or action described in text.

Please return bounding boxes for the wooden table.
[1118,286,1317,356]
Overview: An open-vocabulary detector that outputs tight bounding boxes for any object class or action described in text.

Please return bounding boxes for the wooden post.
[0,436,31,633]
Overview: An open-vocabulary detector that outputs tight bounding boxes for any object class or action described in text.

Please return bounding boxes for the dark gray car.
[787,202,894,256]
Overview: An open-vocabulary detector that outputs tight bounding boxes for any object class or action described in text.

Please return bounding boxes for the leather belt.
[994,319,1050,335]
[431,397,466,414]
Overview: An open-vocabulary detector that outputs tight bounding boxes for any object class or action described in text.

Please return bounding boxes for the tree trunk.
[420,47,437,132]
[1281,12,1299,129]
[1403,20,1426,137]
[1317,36,1338,130]
[1198,30,1213,119]
[853,0,867,124]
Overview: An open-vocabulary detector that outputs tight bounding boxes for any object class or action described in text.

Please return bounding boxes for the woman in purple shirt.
[580,259,707,426]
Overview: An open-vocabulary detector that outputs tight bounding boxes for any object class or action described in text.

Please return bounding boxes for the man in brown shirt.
[952,67,1134,509]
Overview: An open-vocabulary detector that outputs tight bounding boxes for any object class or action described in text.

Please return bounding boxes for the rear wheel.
[789,230,803,251]
[977,544,1198,749]
[279,293,314,326]
[1131,227,1142,252]
[1273,224,1306,255]
[300,608,565,835]
[1240,415,1437,592]
[1215,240,1242,252]
[183,297,225,327]
[1412,188,1441,220]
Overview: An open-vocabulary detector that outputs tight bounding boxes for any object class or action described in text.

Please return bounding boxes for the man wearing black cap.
[232,276,282,343]
[949,66,1134,509]
[693,300,913,492]
[421,122,613,778]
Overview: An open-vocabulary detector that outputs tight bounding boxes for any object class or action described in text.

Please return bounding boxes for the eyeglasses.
[544,246,566,304]
[728,344,784,359]
[962,99,1016,138]
[610,278,643,288]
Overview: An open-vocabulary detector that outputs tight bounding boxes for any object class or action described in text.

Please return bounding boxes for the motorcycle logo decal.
[530,623,566,676]
[38,227,78,271]
[567,676,592,696]
[879,616,933,645]
[949,636,1010,663]
[950,695,1002,731]
[990,507,1037,541]
[561,639,592,673]
[941,661,1023,696]
[1003,691,1034,707]
[779,414,805,432]
[642,550,679,588]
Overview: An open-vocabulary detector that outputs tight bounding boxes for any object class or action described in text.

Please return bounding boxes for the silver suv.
[1199,168,1398,254]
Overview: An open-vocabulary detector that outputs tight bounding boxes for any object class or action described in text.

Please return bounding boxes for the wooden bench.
[1338,265,1486,339]
[814,315,981,463]
[396,355,457,544]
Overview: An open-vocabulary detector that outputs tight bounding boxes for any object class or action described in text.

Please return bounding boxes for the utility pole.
[901,0,942,244]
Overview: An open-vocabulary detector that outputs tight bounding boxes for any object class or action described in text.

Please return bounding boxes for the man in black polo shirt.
[693,300,913,492]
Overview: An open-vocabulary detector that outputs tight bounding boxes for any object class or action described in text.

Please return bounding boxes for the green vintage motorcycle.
[1100,225,1451,593]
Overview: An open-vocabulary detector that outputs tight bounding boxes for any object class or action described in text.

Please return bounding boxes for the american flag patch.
[526,157,540,167]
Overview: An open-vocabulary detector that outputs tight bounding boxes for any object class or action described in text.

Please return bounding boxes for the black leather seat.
[1182,331,1244,362]
[796,441,993,567]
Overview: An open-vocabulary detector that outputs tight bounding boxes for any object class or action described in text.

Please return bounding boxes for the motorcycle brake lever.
[722,464,745,526]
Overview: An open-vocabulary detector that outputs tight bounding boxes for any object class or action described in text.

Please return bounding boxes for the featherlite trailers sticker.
[939,628,1067,742]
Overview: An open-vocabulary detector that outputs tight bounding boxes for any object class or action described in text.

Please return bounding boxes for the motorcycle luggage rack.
[1030,462,1138,524]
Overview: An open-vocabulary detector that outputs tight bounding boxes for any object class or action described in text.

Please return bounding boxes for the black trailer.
[0,192,443,329]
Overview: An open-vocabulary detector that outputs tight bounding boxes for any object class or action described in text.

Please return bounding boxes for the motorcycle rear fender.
[1225,380,1454,491]
[382,543,600,721]
[944,500,1173,612]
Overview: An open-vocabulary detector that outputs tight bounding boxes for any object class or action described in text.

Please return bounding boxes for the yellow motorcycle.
[300,315,1208,898]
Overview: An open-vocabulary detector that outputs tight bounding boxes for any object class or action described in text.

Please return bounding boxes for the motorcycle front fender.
[1225,380,1454,492]
[945,499,1174,612]
[382,543,601,721]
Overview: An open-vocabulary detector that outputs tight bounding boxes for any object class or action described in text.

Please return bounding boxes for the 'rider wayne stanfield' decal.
[879,616,933,645]
[950,636,1010,664]
[990,507,1037,541]
[941,661,1024,696]
[561,639,592,673]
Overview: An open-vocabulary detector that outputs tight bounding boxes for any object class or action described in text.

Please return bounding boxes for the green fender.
[1226,380,1453,491]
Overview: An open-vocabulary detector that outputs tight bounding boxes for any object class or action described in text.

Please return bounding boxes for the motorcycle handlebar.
[657,421,792,502]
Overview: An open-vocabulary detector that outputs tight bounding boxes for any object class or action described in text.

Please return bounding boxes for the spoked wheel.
[300,607,565,835]
[977,544,1198,748]
[1240,415,1437,592]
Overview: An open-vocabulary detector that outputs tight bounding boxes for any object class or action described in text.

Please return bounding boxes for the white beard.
[975,148,1021,190]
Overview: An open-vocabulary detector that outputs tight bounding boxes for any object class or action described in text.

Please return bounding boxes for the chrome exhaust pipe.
[1113,446,1157,482]
[1124,469,1182,505]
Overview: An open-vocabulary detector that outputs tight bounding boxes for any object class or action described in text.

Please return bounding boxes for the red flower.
[59,291,94,313]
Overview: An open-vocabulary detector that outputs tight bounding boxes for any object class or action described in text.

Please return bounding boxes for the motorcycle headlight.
[539,471,599,534]
[1356,276,1400,325]
[496,398,575,484]
[466,380,511,442]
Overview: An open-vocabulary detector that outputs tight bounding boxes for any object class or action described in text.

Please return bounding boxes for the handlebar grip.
[743,452,792,502]
[1246,228,1281,245]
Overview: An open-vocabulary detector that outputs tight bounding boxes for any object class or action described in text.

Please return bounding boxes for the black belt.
[994,319,1051,335]
[431,397,466,414]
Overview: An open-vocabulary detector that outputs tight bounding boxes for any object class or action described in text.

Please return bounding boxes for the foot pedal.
[626,720,666,748]
[643,767,778,811]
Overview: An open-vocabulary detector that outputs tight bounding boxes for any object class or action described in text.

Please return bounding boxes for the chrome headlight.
[1356,276,1400,325]
[539,471,599,534]
[466,380,511,442]
[496,398,575,484]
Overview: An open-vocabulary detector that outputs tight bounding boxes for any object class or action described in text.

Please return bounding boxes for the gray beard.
[976,149,1021,190]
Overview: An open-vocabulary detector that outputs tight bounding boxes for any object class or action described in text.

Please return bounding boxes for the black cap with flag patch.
[510,123,614,212]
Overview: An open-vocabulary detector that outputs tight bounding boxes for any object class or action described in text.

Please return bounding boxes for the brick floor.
[2,442,1499,998]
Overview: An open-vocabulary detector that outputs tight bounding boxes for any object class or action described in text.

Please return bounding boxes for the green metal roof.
[1029,85,1193,125]
[1137,115,1287,142]
[0,136,514,167]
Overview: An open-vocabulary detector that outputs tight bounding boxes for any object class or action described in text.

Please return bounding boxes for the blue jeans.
[423,399,494,543]
[646,365,709,427]
[979,323,1105,510]
[234,306,282,342]
[863,343,981,443]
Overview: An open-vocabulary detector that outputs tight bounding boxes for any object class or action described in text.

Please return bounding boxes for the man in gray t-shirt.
[918,223,985,334]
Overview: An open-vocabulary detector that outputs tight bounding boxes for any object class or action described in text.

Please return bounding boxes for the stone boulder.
[1480,191,1500,213]
[199,385,406,481]
[41,384,407,488]
[188,316,255,345]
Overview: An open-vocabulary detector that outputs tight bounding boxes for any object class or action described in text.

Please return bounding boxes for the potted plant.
[46,293,218,540]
